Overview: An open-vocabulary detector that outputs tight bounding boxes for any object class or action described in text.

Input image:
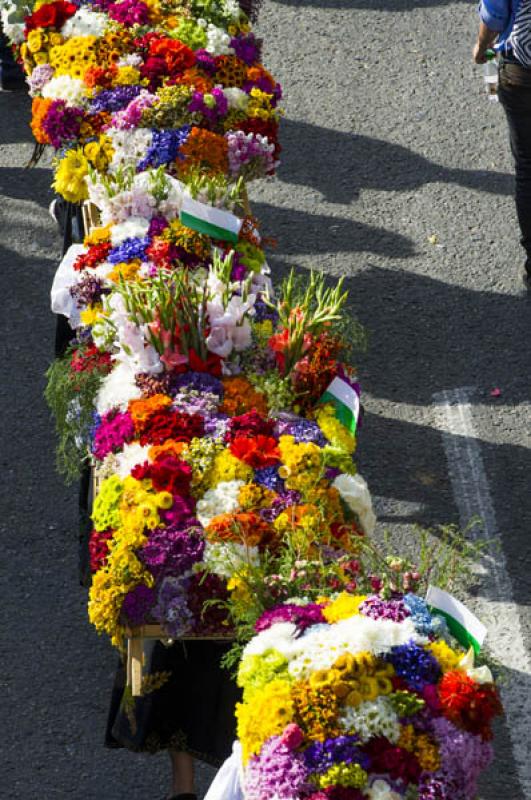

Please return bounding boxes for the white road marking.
[433,387,531,796]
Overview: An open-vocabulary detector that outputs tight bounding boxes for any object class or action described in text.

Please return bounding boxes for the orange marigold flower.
[129,394,172,431]
[171,66,214,94]
[31,97,54,145]
[206,511,276,548]
[220,376,268,416]
[148,440,188,461]
[179,127,228,177]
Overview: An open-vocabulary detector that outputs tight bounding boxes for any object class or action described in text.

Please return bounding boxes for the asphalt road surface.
[1,1,530,798]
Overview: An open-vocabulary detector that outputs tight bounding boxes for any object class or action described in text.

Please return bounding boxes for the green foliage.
[44,344,108,483]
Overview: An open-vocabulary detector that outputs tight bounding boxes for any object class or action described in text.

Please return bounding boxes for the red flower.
[188,348,222,377]
[25,1,77,32]
[132,456,192,496]
[138,409,204,446]
[150,38,196,73]
[229,434,280,468]
[225,410,275,444]
[70,344,112,374]
[74,243,112,272]
[362,737,421,784]
[89,529,113,573]
[438,670,503,739]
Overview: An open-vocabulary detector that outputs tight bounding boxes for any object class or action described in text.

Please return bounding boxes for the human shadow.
[278,118,514,204]
[271,0,471,11]
[0,165,54,207]
[330,264,531,405]
[253,199,415,257]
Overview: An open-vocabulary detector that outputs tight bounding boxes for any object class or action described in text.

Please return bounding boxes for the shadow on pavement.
[278,118,514,203]
[0,165,53,206]
[271,0,471,10]
[0,92,32,144]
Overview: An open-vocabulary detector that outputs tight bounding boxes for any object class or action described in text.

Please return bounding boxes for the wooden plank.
[130,635,144,697]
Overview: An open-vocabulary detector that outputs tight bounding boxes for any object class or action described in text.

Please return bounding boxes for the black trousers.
[498,60,531,276]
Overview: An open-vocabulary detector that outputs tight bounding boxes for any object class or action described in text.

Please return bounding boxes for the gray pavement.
[1,0,530,797]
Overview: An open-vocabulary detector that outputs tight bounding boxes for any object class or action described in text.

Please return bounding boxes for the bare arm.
[474,21,499,63]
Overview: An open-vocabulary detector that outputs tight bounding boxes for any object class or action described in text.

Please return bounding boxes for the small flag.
[426,586,487,654]
[180,196,242,243]
[320,376,361,434]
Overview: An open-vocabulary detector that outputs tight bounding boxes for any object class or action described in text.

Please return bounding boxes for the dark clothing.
[498,58,531,276]
[105,640,241,765]
[0,25,25,90]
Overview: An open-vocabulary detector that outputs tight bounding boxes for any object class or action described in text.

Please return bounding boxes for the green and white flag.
[320,376,361,434]
[426,586,487,655]
[180,196,242,243]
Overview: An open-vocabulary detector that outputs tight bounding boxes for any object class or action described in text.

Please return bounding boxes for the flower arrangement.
[235,593,503,800]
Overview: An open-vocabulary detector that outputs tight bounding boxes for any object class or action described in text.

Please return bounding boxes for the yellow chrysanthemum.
[427,640,462,673]
[208,450,253,487]
[236,679,294,762]
[315,404,357,454]
[322,592,367,623]
[52,148,89,203]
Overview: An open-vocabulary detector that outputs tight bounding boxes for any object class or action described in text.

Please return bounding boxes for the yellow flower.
[33,52,50,65]
[52,148,89,203]
[84,225,111,246]
[236,679,294,762]
[27,31,43,54]
[84,136,114,172]
[315,404,356,454]
[208,450,253,487]
[80,304,102,326]
[322,592,367,623]
[107,260,141,284]
[115,66,142,85]
[427,640,462,673]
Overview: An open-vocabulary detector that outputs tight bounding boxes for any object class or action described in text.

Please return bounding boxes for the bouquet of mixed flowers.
[234,592,503,800]
[8,0,279,199]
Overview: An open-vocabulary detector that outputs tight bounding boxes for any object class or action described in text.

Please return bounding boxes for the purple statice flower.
[417,774,449,800]
[148,215,169,237]
[108,0,150,26]
[137,126,190,170]
[303,735,369,774]
[230,32,262,65]
[194,49,216,74]
[42,101,82,148]
[255,603,326,633]
[385,641,441,692]
[203,413,229,440]
[188,88,228,125]
[90,84,143,114]
[153,576,194,637]
[359,595,411,623]
[275,416,327,446]
[70,275,108,308]
[108,235,150,263]
[169,371,224,398]
[27,64,54,95]
[92,410,135,460]
[253,295,278,323]
[244,735,310,800]
[111,90,157,129]
[430,717,494,800]
[140,524,205,580]
[121,584,156,626]
[226,130,276,179]
[254,466,284,493]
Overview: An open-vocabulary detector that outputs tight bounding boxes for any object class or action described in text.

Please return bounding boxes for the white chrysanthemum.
[223,0,242,20]
[287,616,419,679]
[223,87,249,111]
[117,53,143,68]
[339,697,400,744]
[61,9,108,38]
[201,541,260,579]
[205,23,232,55]
[196,480,244,527]
[113,442,151,478]
[242,622,301,659]
[110,216,150,246]
[42,75,86,106]
[95,362,142,415]
[332,472,376,535]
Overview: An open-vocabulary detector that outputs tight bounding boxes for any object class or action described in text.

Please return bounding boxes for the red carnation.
[89,529,113,573]
[138,409,204,446]
[229,434,280,468]
[225,410,275,443]
[25,1,77,32]
[363,737,422,784]
[188,348,222,377]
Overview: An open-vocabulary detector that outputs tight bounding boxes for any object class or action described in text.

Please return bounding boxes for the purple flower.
[108,0,150,26]
[42,101,82,148]
[254,466,284,493]
[28,64,54,94]
[140,525,205,580]
[359,595,411,623]
[194,49,216,74]
[229,33,262,65]
[122,584,156,626]
[90,85,143,114]
[275,416,327,446]
[153,576,194,637]
[169,371,224,397]
[303,735,369,774]
[226,130,276,179]
[255,603,326,633]
[429,717,494,800]
[70,275,108,308]
[137,126,190,170]
[148,215,169,238]
[188,88,228,124]
[385,641,441,691]
[245,735,310,800]
[108,235,150,263]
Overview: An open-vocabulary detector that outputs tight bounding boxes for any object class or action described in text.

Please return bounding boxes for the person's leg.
[498,67,531,280]
[168,750,195,798]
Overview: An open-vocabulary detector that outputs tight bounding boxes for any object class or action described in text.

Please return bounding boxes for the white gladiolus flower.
[42,76,86,106]
[332,472,376,535]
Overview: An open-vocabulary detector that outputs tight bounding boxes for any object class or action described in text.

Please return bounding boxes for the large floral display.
[1,0,503,795]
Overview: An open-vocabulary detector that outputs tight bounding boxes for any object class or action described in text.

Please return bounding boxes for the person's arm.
[474,0,511,62]
[474,20,499,63]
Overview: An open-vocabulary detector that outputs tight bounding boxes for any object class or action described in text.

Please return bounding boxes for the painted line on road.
[433,387,531,797]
